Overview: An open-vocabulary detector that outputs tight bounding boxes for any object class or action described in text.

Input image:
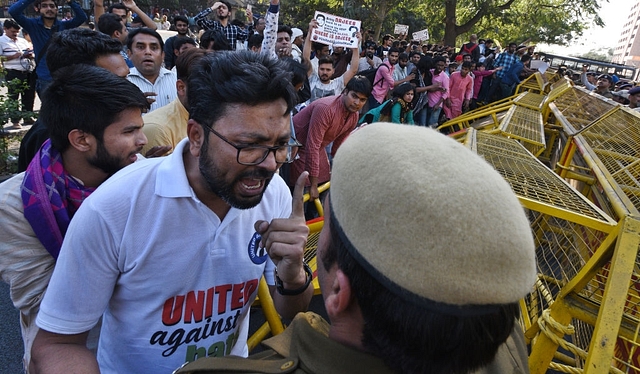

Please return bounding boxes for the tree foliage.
[143,0,604,49]
[262,0,604,48]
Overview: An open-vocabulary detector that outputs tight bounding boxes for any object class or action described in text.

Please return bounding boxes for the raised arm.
[260,0,279,58]
[302,18,317,77]
[66,0,88,28]
[341,32,362,85]
[8,0,36,28]
[93,0,105,24]
[122,0,157,30]
[194,2,220,30]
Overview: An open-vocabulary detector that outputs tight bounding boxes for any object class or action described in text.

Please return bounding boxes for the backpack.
[461,43,478,55]
[361,64,389,87]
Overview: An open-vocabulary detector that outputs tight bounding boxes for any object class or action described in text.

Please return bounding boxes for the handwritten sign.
[412,28,429,42]
[394,24,409,35]
[310,11,361,48]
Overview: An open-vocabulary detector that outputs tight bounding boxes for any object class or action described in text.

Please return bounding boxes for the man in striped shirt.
[126,28,177,112]
[194,1,253,50]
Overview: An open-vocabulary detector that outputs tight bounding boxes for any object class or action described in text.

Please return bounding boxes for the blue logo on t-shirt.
[248,232,268,264]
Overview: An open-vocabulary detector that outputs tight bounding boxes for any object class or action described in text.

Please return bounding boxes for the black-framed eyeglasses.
[204,124,302,166]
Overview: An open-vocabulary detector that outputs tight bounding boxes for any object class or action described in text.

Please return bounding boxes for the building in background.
[612,0,640,75]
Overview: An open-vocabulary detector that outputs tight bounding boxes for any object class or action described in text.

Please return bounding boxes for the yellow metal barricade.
[510,91,640,373]
[516,72,546,95]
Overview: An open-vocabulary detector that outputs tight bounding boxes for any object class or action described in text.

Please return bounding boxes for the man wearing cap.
[627,86,640,110]
[593,74,614,99]
[175,123,536,374]
[291,27,303,62]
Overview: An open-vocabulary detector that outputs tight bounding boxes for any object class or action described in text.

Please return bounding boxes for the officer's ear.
[324,269,356,317]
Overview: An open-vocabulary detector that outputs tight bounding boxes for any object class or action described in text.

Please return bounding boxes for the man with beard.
[126,28,177,112]
[164,15,192,69]
[290,76,372,204]
[357,41,382,72]
[303,18,361,103]
[175,123,535,374]
[0,64,149,373]
[195,1,253,50]
[9,0,87,96]
[31,51,313,374]
[18,28,132,173]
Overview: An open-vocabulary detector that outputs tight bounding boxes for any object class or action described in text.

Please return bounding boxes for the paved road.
[0,281,25,373]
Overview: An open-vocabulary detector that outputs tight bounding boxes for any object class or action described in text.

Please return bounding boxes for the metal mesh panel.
[552,87,616,130]
[303,230,319,264]
[513,92,545,110]
[499,105,545,149]
[473,131,612,222]
[579,108,640,213]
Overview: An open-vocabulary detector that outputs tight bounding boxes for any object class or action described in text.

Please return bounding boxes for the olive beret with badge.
[329,123,537,315]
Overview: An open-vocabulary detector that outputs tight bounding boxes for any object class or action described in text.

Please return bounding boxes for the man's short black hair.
[322,209,518,374]
[344,75,372,97]
[107,3,127,13]
[199,29,231,51]
[46,28,124,74]
[219,0,232,11]
[364,40,377,49]
[247,33,263,50]
[317,56,333,66]
[312,41,328,53]
[97,13,125,37]
[188,51,297,133]
[173,15,189,25]
[3,19,20,29]
[398,52,409,61]
[175,48,207,82]
[45,65,149,152]
[126,28,164,51]
[388,47,401,55]
[277,24,292,36]
[173,37,196,53]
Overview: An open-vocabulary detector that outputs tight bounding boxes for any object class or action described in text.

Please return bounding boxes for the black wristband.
[275,263,312,296]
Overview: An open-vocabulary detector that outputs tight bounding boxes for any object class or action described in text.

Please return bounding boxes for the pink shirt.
[472,69,495,99]
[371,60,395,104]
[428,69,450,108]
[291,95,359,185]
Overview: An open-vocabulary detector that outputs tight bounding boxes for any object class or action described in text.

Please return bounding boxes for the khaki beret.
[329,123,536,315]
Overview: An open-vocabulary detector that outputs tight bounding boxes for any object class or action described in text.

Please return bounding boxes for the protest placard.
[394,24,409,35]
[412,28,429,42]
[310,11,361,48]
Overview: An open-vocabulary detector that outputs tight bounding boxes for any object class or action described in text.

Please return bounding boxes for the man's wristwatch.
[275,263,312,296]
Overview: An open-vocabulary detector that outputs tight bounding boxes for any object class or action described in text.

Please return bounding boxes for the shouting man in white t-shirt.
[31,51,313,374]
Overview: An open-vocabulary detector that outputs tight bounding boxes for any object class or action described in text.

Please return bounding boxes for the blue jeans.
[428,106,442,128]
[414,107,428,127]
[368,95,382,110]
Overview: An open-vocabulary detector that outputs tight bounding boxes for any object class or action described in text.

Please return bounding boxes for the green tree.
[277,0,604,48]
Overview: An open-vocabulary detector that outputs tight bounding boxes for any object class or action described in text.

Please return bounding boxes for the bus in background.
[538,52,638,81]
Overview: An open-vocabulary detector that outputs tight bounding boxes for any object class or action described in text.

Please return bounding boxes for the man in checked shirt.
[194,1,253,50]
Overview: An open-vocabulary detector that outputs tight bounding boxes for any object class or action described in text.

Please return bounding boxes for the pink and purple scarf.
[21,139,96,259]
